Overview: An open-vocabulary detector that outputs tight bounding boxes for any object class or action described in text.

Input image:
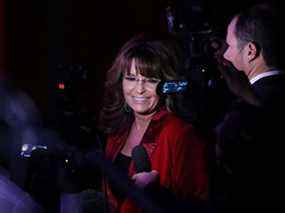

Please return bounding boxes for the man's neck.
[247,61,273,81]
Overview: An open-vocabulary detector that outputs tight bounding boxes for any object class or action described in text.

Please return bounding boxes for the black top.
[110,152,132,200]
[215,72,285,208]
[115,152,132,175]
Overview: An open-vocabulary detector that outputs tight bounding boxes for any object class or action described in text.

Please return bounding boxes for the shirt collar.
[250,70,282,85]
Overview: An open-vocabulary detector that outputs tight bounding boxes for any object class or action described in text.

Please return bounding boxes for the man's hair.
[234,3,283,68]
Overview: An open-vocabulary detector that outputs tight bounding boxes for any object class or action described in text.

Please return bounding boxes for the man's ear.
[247,42,260,61]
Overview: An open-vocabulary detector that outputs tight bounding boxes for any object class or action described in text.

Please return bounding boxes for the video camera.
[20,141,105,193]
[20,143,88,174]
[165,1,231,127]
[166,4,225,90]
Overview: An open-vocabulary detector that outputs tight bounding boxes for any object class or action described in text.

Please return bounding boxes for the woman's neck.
[120,112,155,156]
[134,111,156,131]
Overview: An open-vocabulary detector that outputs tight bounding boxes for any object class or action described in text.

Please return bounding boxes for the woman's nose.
[135,80,146,93]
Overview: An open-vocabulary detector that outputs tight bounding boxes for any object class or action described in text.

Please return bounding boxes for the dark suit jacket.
[214,72,285,208]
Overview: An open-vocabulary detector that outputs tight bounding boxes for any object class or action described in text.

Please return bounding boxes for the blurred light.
[21,144,28,152]
[58,82,65,90]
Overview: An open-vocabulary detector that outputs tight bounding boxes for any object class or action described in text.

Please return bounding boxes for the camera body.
[165,2,232,128]
[20,144,48,158]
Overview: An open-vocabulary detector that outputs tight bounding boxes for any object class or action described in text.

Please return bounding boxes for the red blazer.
[105,108,209,213]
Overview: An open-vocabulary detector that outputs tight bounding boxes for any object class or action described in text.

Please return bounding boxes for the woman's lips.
[132,96,148,103]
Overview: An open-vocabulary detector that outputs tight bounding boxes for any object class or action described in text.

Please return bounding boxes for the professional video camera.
[20,140,102,172]
[20,137,104,194]
[165,1,233,128]
[166,2,226,88]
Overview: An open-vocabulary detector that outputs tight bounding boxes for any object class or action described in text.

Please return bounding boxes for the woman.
[98,34,209,212]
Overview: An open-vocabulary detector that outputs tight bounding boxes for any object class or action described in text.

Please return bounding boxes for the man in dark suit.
[214,3,285,209]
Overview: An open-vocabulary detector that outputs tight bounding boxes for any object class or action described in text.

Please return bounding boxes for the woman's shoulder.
[159,111,212,145]
[159,112,196,136]
[164,111,193,127]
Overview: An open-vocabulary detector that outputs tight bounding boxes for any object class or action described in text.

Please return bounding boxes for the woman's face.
[122,59,161,116]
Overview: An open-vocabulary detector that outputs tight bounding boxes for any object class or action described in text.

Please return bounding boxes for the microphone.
[132,145,151,173]
[157,80,189,95]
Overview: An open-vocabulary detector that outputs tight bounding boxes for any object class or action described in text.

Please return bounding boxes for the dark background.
[1,0,281,125]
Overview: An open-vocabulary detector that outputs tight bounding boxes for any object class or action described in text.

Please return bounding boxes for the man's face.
[223,17,247,72]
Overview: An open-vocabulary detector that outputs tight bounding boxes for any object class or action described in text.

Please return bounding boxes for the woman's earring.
[123,103,131,113]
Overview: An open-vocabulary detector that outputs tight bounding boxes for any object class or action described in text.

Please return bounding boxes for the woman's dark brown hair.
[98,34,186,134]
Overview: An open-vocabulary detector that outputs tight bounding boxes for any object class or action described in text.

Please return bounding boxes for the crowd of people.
[1,2,285,212]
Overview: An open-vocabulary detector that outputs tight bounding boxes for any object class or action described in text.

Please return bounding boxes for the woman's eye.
[147,78,160,84]
[124,76,136,81]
